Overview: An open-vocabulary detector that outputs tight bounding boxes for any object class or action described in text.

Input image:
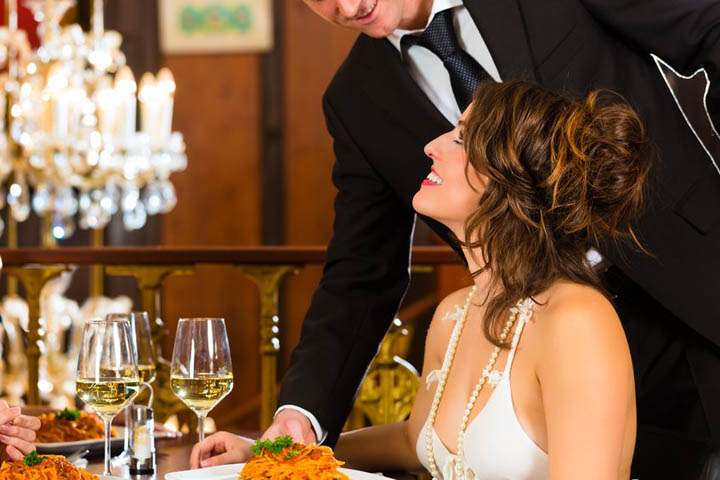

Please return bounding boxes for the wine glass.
[131,312,157,386]
[113,312,155,467]
[77,317,139,476]
[170,318,233,443]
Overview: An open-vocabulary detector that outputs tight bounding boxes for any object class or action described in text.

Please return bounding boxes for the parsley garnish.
[250,435,294,456]
[55,407,80,421]
[23,451,46,466]
[283,449,299,460]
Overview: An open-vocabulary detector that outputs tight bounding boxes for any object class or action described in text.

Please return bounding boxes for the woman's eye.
[453,130,464,145]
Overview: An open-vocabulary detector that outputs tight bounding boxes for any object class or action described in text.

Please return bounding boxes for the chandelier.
[0,0,186,240]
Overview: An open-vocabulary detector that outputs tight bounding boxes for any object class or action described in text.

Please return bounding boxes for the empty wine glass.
[77,317,139,475]
[170,318,233,443]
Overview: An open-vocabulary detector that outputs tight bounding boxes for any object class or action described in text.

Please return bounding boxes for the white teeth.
[426,171,443,185]
[359,0,377,17]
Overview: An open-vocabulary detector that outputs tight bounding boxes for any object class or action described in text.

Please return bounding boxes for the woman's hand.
[189,431,253,469]
[0,401,41,462]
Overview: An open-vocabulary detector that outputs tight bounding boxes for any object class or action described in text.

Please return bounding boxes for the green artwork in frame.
[160,0,273,54]
[179,4,253,34]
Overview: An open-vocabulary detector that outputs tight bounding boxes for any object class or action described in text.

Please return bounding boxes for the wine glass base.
[110,457,130,477]
[111,450,130,475]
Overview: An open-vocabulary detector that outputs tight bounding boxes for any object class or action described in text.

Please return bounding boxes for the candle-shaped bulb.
[46,63,68,92]
[138,72,156,104]
[115,66,136,95]
[96,75,119,135]
[114,66,137,140]
[46,63,70,138]
[156,68,176,97]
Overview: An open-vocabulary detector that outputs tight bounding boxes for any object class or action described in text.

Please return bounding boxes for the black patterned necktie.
[402,8,491,110]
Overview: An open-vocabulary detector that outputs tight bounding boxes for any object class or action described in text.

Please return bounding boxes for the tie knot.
[403,9,459,61]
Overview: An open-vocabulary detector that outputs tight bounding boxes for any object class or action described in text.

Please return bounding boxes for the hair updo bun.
[548,90,651,241]
[461,81,651,347]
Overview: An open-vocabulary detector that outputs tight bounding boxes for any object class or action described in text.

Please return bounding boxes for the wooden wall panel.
[281,4,358,369]
[160,54,263,429]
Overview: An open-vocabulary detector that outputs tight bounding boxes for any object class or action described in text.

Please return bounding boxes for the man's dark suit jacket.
[278,0,720,473]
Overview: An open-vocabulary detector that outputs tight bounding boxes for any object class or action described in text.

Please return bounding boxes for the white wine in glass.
[77,318,139,475]
[170,318,233,443]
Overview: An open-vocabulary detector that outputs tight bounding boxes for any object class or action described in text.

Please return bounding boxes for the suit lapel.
[463,0,538,81]
[359,36,452,139]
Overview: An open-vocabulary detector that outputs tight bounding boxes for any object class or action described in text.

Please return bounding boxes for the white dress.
[416,299,549,479]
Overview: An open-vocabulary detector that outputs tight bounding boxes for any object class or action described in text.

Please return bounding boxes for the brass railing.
[0,246,461,428]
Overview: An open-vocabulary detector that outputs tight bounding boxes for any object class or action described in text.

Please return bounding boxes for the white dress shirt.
[387,0,502,123]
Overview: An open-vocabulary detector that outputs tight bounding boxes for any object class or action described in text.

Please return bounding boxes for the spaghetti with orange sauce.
[240,442,350,480]
[36,410,117,443]
[0,454,99,480]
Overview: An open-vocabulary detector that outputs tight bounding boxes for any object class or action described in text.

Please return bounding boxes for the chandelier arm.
[92,0,104,41]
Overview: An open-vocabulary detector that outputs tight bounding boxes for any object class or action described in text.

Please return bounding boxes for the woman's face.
[412,107,488,236]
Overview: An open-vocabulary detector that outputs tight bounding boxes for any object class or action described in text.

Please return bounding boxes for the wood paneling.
[160,53,263,429]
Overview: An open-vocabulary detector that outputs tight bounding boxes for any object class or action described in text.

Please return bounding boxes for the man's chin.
[358,23,396,38]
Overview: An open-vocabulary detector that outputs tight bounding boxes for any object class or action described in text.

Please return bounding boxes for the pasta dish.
[241,437,350,480]
[0,453,99,480]
[36,408,117,443]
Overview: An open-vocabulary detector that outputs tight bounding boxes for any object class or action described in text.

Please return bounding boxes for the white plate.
[35,427,127,455]
[100,476,125,480]
[164,463,390,480]
[36,427,177,455]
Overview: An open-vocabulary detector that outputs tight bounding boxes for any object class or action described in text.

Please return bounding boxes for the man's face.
[302,0,410,38]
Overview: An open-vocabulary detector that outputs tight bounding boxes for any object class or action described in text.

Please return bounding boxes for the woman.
[192,81,650,479]
[0,400,41,461]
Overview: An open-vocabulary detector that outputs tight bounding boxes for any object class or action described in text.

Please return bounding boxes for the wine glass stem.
[103,417,113,476]
[123,401,133,453]
[198,413,205,444]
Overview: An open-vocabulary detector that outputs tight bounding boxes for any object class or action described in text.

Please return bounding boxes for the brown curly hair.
[462,81,652,347]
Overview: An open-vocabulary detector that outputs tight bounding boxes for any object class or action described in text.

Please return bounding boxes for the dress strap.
[503,298,535,377]
[430,288,476,385]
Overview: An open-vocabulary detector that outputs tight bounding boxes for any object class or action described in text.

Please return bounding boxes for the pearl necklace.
[424,287,521,480]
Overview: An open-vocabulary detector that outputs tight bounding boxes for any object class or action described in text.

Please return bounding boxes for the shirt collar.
[387,0,464,53]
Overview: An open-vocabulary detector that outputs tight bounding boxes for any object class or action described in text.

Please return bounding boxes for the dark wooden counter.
[0,246,460,267]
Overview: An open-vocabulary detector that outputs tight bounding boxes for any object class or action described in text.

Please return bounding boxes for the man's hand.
[190,431,252,469]
[261,409,317,444]
[189,410,318,470]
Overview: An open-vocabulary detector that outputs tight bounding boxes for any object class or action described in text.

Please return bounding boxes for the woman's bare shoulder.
[534,282,631,379]
[425,286,475,355]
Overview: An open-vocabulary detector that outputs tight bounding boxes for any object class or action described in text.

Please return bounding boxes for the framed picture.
[159,0,273,54]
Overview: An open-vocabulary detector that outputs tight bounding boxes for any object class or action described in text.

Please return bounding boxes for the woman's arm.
[334,289,469,473]
[333,422,418,472]
[537,288,635,480]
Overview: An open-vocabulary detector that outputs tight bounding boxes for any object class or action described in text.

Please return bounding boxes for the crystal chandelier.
[0,0,186,240]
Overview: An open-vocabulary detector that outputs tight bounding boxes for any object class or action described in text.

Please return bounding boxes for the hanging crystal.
[159,180,177,214]
[7,178,30,222]
[142,181,163,215]
[123,201,146,231]
[50,212,74,240]
[32,182,52,214]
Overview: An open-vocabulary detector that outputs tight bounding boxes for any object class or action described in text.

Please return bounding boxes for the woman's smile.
[422,167,444,186]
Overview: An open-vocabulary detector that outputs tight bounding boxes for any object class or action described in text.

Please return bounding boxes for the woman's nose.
[424,138,440,160]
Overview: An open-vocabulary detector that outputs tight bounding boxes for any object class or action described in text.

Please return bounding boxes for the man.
[193,1,720,478]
